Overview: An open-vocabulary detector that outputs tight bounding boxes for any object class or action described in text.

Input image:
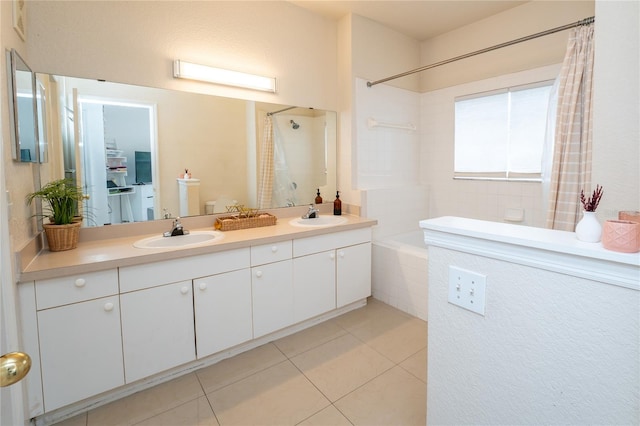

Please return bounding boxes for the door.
[1,135,29,425]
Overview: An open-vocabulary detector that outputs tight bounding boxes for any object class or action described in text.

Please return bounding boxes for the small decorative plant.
[26,178,85,225]
[580,184,604,212]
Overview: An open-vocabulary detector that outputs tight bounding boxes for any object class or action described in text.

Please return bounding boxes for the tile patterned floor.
[54,298,427,426]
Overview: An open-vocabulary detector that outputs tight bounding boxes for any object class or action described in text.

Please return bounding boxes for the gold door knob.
[1,352,31,387]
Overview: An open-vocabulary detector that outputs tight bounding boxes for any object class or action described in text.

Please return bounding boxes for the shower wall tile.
[355,78,420,190]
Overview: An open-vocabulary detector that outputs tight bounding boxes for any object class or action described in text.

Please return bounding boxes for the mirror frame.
[7,48,41,163]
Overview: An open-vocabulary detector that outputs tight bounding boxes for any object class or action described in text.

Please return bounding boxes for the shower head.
[290,120,300,130]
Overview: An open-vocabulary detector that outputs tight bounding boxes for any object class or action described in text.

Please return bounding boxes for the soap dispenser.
[333,191,342,216]
[315,189,323,204]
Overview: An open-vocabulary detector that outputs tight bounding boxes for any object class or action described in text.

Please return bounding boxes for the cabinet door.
[193,269,253,359]
[336,243,372,308]
[120,281,195,383]
[38,296,124,411]
[293,251,336,322]
[252,260,293,338]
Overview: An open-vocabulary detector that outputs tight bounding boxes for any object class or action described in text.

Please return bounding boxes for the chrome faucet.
[164,217,190,237]
[302,204,320,219]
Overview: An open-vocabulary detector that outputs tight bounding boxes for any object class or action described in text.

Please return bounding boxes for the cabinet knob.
[271,246,278,253]
[74,278,86,288]
[339,250,345,258]
[181,286,190,295]
[104,302,114,312]
[329,253,335,260]
[255,271,263,278]
[199,282,207,291]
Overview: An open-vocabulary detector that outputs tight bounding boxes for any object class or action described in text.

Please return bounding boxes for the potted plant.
[26,178,85,251]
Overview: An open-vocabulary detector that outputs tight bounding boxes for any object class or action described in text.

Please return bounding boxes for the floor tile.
[333,298,412,333]
[400,348,428,383]
[207,360,330,425]
[291,333,394,402]
[196,343,286,394]
[52,413,87,426]
[335,366,427,426]
[350,317,427,363]
[274,319,347,358]
[297,405,352,425]
[87,373,204,426]
[135,396,218,426]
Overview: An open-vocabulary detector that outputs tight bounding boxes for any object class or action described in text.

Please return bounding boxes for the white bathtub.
[372,231,428,321]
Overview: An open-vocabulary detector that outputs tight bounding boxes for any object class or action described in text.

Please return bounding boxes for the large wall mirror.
[36,73,337,228]
[7,49,43,163]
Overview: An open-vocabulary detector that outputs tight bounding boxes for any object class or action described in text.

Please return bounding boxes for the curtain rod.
[367,16,595,88]
[267,106,296,116]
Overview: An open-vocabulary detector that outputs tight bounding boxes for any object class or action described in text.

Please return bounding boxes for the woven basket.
[43,222,82,252]
[215,213,277,231]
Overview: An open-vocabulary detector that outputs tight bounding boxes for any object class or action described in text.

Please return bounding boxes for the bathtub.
[372,230,428,321]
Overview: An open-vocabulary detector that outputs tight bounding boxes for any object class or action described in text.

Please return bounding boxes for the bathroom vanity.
[17,213,375,424]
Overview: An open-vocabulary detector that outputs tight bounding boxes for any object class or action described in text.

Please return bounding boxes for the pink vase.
[602,220,640,253]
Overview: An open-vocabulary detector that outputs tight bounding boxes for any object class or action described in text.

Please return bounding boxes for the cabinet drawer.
[293,228,371,257]
[35,269,118,310]
[251,240,292,266]
[120,247,250,293]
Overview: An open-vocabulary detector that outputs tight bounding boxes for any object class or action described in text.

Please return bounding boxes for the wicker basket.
[43,222,82,251]
[215,213,277,231]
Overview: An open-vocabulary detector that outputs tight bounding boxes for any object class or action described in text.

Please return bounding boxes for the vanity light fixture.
[173,60,276,93]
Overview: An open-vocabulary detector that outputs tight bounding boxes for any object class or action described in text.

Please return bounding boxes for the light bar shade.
[173,60,276,93]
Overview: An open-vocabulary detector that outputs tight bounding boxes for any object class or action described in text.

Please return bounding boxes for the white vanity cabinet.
[193,268,253,358]
[251,241,294,338]
[34,270,124,412]
[19,222,375,419]
[118,248,250,382]
[336,242,372,307]
[292,250,336,322]
[293,227,372,319]
[120,281,195,383]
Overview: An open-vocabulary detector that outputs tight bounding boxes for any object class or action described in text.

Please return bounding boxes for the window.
[454,81,553,180]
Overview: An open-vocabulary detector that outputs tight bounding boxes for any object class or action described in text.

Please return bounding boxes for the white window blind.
[454,81,553,180]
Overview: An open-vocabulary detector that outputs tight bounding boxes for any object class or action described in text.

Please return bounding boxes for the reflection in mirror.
[7,49,40,163]
[36,74,337,228]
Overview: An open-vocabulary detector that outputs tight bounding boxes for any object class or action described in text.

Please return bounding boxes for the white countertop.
[20,214,376,282]
[420,216,639,290]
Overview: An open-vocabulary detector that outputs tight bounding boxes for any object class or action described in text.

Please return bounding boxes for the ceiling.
[289,1,528,41]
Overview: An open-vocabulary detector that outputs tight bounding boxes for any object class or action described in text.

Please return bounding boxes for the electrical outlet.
[448,266,486,315]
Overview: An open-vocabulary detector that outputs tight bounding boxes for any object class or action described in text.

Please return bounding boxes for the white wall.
[592,0,640,220]
[354,78,420,190]
[427,245,639,424]
[420,1,595,92]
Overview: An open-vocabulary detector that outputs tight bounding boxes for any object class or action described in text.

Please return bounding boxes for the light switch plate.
[448,266,486,315]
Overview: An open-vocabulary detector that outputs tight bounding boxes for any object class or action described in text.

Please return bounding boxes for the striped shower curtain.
[546,23,595,230]
[257,116,274,209]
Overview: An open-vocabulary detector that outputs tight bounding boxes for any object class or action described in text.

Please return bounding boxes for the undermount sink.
[289,215,348,227]
[134,230,224,249]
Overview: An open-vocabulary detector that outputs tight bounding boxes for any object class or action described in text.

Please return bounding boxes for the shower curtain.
[257,116,274,209]
[271,118,297,207]
[257,116,297,209]
[545,23,595,231]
